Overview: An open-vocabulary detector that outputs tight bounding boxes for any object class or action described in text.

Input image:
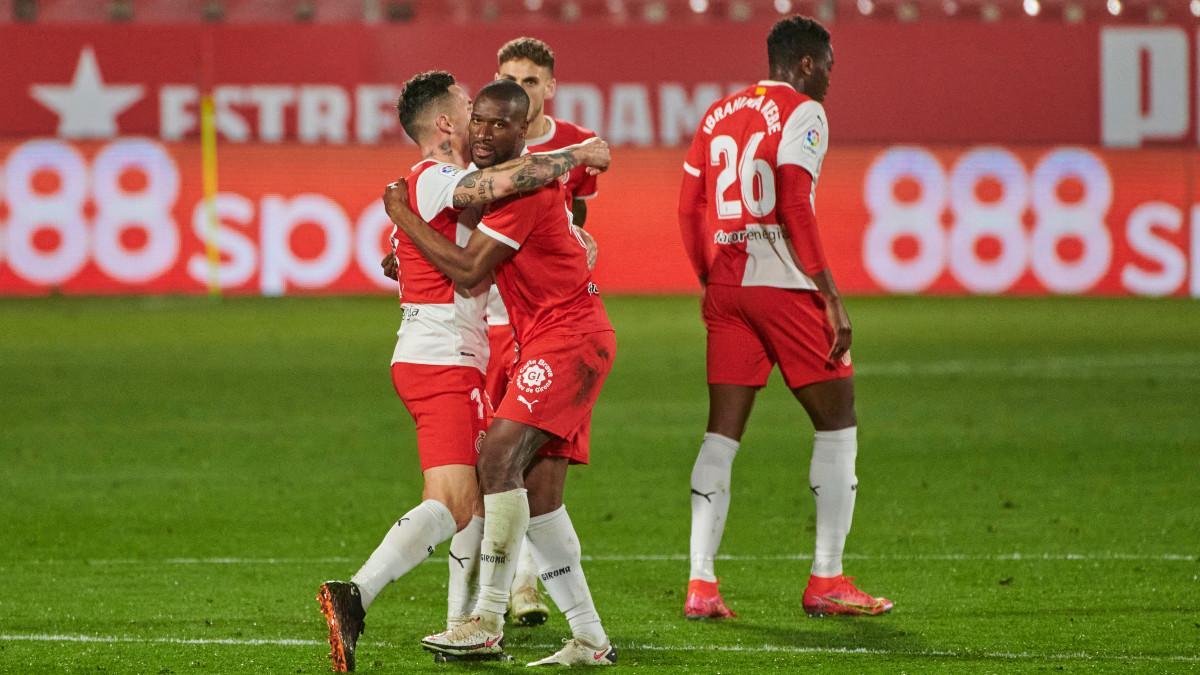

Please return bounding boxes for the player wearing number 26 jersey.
[681,70,850,391]
[679,16,892,622]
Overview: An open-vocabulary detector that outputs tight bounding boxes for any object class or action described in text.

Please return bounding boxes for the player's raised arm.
[451,138,610,210]
[385,179,514,288]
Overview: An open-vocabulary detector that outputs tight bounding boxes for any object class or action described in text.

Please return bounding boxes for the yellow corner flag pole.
[200,31,221,298]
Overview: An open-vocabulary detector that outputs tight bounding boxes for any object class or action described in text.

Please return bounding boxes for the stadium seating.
[4,0,1195,23]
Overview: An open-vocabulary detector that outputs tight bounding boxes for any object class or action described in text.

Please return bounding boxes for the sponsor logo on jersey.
[587,282,600,295]
[438,164,460,176]
[713,228,790,245]
[516,358,554,394]
[804,127,821,149]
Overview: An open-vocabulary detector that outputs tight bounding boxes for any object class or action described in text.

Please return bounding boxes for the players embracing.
[316,71,609,672]
[488,35,605,629]
[679,16,893,619]
[386,78,618,667]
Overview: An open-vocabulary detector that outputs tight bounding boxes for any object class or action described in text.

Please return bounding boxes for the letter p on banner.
[1101,28,1189,147]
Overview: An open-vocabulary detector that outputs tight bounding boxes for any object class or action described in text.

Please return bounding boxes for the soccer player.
[316,70,610,672]
[491,34,603,628]
[384,79,618,667]
[678,16,893,619]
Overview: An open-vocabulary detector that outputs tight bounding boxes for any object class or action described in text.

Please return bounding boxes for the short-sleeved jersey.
[486,116,600,327]
[527,116,599,205]
[389,159,489,372]
[476,182,611,345]
[682,80,830,290]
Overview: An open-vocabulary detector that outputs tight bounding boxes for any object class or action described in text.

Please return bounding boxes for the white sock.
[510,537,540,593]
[351,499,458,611]
[475,488,529,630]
[688,432,739,582]
[446,515,484,626]
[810,426,858,578]
[526,506,608,648]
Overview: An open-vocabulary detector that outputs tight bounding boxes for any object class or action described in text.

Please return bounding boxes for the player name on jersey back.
[684,80,830,290]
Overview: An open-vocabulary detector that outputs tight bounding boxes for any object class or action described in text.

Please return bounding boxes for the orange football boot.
[685,579,737,620]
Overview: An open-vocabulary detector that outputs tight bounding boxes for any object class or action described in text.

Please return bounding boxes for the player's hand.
[380,251,398,281]
[382,178,412,223]
[571,224,598,270]
[824,296,853,367]
[572,137,611,175]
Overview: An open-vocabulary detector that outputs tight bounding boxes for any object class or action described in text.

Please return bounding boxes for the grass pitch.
[0,295,1197,673]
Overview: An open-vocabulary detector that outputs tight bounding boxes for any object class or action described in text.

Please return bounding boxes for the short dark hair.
[767,16,831,72]
[497,36,555,73]
[475,79,531,121]
[397,70,456,143]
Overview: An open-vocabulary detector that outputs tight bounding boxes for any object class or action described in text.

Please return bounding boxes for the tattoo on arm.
[453,171,480,209]
[451,149,579,208]
[476,177,495,203]
[512,151,578,193]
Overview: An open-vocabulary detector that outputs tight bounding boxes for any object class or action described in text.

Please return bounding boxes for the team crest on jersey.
[516,359,554,394]
[804,127,821,149]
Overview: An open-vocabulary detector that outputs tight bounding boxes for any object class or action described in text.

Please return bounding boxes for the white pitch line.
[6,551,1193,566]
[625,642,1200,663]
[1,634,1196,664]
[0,634,327,647]
[856,352,1200,379]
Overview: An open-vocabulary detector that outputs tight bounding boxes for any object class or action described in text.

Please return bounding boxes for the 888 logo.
[1,138,181,285]
[863,146,1115,294]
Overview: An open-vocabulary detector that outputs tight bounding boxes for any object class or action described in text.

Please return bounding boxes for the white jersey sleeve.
[776,101,829,180]
[414,162,469,222]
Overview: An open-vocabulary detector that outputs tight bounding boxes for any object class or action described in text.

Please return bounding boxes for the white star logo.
[29,46,144,139]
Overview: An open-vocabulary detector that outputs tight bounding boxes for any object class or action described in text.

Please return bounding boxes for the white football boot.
[421,617,504,657]
[527,638,617,666]
[509,583,551,626]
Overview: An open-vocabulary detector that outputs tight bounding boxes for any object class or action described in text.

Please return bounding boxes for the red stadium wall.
[1,22,1198,296]
[1,140,1196,297]
[2,22,1199,147]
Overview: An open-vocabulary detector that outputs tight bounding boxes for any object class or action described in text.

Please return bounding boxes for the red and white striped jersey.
[389,159,488,372]
[682,80,830,289]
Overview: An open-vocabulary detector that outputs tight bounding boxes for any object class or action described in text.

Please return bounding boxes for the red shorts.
[704,284,854,389]
[493,330,616,465]
[485,323,517,409]
[391,362,490,472]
